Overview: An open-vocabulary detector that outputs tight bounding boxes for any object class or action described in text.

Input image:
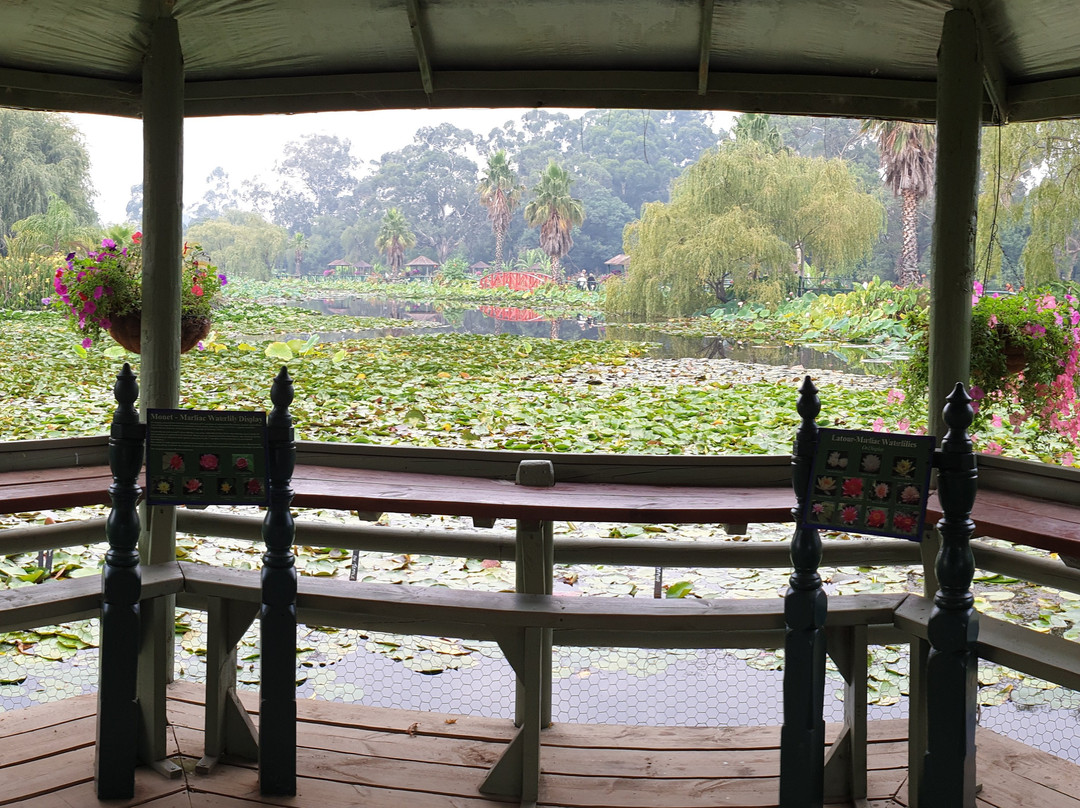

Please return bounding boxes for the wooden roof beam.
[697,0,716,96]
[405,0,434,98]
[0,66,140,116]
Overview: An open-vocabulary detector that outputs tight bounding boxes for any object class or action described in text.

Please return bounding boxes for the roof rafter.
[697,0,716,96]
[404,0,434,98]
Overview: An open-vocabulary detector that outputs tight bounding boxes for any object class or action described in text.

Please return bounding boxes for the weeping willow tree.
[607,141,884,319]
[975,120,1080,287]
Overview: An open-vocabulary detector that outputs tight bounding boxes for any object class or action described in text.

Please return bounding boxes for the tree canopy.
[976,120,1080,287]
[607,140,884,319]
[184,210,289,280]
[0,110,96,242]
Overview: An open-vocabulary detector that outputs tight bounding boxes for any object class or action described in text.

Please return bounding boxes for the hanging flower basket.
[108,312,212,354]
[47,232,227,350]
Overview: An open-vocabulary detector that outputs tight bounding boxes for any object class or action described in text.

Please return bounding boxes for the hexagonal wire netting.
[3,519,1080,768]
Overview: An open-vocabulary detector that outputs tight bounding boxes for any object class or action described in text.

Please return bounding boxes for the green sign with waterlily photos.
[802,428,936,541]
[146,409,269,507]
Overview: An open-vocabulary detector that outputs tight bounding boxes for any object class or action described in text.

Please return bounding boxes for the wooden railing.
[6,368,1080,806]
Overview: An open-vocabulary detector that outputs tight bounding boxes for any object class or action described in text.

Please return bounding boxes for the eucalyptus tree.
[272,134,359,234]
[477,150,524,269]
[862,120,936,286]
[523,162,585,280]
[0,109,96,242]
[358,125,483,262]
[607,140,883,319]
[375,208,416,276]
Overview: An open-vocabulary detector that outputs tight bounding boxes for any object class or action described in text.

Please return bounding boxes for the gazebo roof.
[406,256,439,267]
[470,261,492,270]
[4,2,1080,123]
[605,254,630,266]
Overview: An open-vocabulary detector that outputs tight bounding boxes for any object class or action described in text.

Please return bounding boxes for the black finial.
[941,382,974,453]
[112,364,139,425]
[796,375,821,424]
[268,366,293,429]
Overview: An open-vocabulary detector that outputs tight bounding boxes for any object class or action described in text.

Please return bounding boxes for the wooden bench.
[5,457,1080,560]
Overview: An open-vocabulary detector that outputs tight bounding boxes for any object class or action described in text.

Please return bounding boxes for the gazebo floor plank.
[0,683,1077,808]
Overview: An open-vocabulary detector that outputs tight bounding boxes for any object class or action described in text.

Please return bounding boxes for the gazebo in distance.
[604,253,630,275]
[470,261,492,276]
[405,255,439,279]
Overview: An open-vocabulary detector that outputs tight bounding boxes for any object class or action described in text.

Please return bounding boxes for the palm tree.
[375,208,416,277]
[523,162,584,282]
[733,113,784,153]
[477,150,524,270]
[290,232,308,276]
[863,120,936,286]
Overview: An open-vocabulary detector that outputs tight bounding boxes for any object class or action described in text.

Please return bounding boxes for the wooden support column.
[822,624,868,802]
[137,5,185,772]
[779,376,826,808]
[483,459,555,805]
[260,368,298,796]
[929,8,982,439]
[197,597,260,774]
[921,383,979,808]
[96,365,144,799]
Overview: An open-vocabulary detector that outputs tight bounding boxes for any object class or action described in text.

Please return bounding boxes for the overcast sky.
[70,108,735,226]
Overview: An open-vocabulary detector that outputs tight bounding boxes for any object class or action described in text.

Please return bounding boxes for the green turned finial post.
[259,366,298,795]
[780,376,827,807]
[921,382,979,808]
[96,363,145,798]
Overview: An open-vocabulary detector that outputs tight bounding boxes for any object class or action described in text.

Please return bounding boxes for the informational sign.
[802,428,936,541]
[146,409,269,506]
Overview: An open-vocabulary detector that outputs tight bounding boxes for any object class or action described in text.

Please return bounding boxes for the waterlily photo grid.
[802,427,935,541]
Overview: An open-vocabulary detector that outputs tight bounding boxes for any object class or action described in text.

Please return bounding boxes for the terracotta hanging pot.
[108,312,212,354]
[993,324,1028,374]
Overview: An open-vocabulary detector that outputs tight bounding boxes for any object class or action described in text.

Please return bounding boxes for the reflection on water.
[292,297,890,374]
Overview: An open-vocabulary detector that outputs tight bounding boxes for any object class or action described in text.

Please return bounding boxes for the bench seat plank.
[290,464,795,523]
[928,489,1080,557]
[0,465,113,514]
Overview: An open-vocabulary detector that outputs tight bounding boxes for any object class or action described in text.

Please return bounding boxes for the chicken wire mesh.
[2,516,1080,768]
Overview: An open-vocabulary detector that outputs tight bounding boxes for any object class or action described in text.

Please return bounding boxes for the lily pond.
[0,292,1077,763]
[294,294,899,375]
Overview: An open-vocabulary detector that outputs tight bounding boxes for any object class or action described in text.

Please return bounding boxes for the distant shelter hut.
[470,261,492,276]
[406,255,440,279]
[604,253,630,275]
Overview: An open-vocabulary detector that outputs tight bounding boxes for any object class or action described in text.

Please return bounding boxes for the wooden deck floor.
[1,682,1078,808]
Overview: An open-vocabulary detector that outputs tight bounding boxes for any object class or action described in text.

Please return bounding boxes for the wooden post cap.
[516,460,555,487]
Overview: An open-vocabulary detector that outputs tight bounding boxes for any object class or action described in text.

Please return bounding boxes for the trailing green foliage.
[606,140,884,319]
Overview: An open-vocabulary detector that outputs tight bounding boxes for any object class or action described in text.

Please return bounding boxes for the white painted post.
[136,5,184,775]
